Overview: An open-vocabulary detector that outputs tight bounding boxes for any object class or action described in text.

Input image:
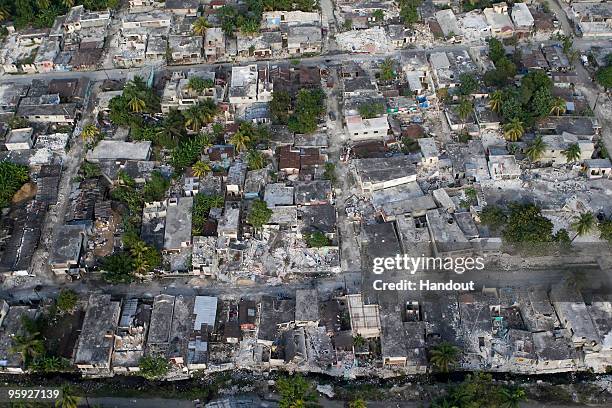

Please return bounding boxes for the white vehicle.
[581,55,589,66]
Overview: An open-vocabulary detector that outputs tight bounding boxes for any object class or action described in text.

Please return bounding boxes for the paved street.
[0,44,472,85]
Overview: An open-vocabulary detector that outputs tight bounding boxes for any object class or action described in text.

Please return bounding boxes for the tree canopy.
[56,289,78,314]
[270,89,291,124]
[358,103,385,119]
[288,88,326,134]
[143,171,170,202]
[138,355,170,380]
[305,231,331,248]
[277,375,320,408]
[248,199,272,231]
[502,203,554,244]
[100,252,136,284]
[0,161,29,208]
[431,373,526,408]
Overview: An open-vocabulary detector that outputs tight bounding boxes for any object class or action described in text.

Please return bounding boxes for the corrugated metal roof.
[193,296,217,330]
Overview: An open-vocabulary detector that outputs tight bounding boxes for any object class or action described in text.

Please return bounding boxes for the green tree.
[130,240,161,276]
[550,97,566,116]
[562,143,581,163]
[184,105,205,132]
[138,355,170,380]
[499,387,526,408]
[554,228,572,247]
[247,150,266,170]
[81,123,100,142]
[458,73,478,96]
[503,204,554,244]
[372,9,384,21]
[100,252,135,284]
[456,98,473,121]
[192,16,210,36]
[488,90,503,113]
[488,38,505,63]
[192,160,212,177]
[503,118,524,142]
[480,205,507,231]
[56,289,78,314]
[288,88,326,134]
[156,109,187,148]
[598,218,612,244]
[219,5,238,36]
[529,86,554,119]
[571,212,596,240]
[56,385,79,408]
[0,6,9,21]
[0,161,30,208]
[277,375,320,408]
[358,103,385,119]
[171,133,212,172]
[348,399,367,408]
[10,333,44,367]
[399,0,420,27]
[323,162,336,183]
[187,76,214,93]
[81,161,101,179]
[595,66,612,89]
[429,342,459,373]
[229,129,251,152]
[196,99,218,124]
[379,57,395,82]
[31,355,70,373]
[128,96,146,113]
[525,135,546,162]
[248,199,272,231]
[270,89,291,124]
[15,0,35,28]
[305,231,331,248]
[143,171,170,202]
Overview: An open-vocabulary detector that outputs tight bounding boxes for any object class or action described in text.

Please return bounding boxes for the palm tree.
[128,96,146,113]
[503,118,524,142]
[130,75,147,90]
[550,97,567,116]
[192,17,210,36]
[0,6,9,22]
[247,150,266,170]
[525,135,546,162]
[379,57,395,82]
[55,385,80,408]
[571,212,596,241]
[130,241,152,276]
[183,106,205,132]
[197,99,218,123]
[348,399,367,408]
[488,90,503,113]
[81,123,100,142]
[229,130,251,152]
[562,143,581,163]
[37,0,51,9]
[456,98,473,122]
[429,342,459,373]
[61,0,75,8]
[192,160,211,177]
[499,387,526,408]
[10,333,44,366]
